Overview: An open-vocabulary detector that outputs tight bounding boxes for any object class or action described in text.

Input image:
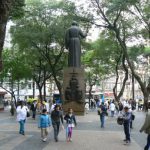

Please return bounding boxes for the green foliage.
[145,47,150,53]
[10,0,25,19]
[128,45,145,61]
[83,32,121,85]
[0,48,32,81]
[9,0,91,93]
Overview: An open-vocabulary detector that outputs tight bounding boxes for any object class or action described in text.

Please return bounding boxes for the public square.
[0,108,147,150]
[0,0,149,150]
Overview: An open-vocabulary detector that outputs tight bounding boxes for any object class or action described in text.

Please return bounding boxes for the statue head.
[72,21,78,26]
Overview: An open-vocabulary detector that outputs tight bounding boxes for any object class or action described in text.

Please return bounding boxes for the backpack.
[101,105,108,116]
[101,105,107,112]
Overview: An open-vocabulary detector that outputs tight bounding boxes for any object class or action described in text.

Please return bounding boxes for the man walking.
[123,106,131,144]
[51,105,64,142]
[98,102,107,128]
[140,112,150,150]
[30,100,37,119]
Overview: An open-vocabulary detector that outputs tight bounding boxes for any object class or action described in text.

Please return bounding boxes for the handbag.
[26,111,30,117]
[117,116,124,125]
[131,114,135,120]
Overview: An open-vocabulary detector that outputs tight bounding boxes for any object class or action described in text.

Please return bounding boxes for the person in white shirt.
[16,101,29,135]
[85,102,89,114]
[109,102,116,117]
[123,100,128,108]
[44,100,50,114]
[50,100,56,114]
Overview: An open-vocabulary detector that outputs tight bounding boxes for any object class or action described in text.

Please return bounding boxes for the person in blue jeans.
[123,106,131,144]
[140,112,150,150]
[51,105,64,142]
[98,102,107,128]
[16,101,29,135]
[38,109,51,142]
[64,108,77,142]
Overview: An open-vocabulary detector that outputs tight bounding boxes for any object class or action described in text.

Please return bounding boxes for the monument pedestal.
[62,67,85,115]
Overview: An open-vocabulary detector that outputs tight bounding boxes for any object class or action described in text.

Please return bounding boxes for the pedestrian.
[109,102,115,117]
[140,112,150,150]
[122,106,131,144]
[30,100,37,119]
[118,101,123,115]
[44,100,50,114]
[16,101,29,135]
[38,109,51,142]
[97,102,107,128]
[85,102,89,114]
[131,99,136,110]
[50,100,56,114]
[64,108,77,142]
[128,100,134,129]
[10,101,15,116]
[51,105,64,142]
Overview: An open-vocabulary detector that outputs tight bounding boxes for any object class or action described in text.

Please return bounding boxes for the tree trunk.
[54,76,62,102]
[38,86,43,103]
[43,69,46,101]
[17,79,19,98]
[117,55,128,99]
[0,0,13,71]
[113,54,121,102]
[32,81,35,98]
[132,74,135,100]
[51,67,62,103]
[43,80,46,101]
[114,28,148,110]
[88,84,93,108]
[113,54,128,102]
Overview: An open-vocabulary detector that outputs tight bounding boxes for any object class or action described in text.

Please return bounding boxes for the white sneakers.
[42,138,47,142]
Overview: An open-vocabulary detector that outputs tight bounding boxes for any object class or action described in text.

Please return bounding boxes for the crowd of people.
[14,98,150,149]
[16,100,77,143]
[96,98,150,149]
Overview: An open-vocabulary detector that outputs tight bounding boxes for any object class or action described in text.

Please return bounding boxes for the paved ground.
[0,108,147,150]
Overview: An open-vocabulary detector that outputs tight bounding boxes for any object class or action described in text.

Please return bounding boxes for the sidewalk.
[0,110,143,150]
[43,112,142,150]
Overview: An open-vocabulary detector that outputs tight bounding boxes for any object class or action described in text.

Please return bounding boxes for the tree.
[82,0,150,110]
[0,48,31,105]
[83,34,116,105]
[0,0,25,71]
[10,0,91,101]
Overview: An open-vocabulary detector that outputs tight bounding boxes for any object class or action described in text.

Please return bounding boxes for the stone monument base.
[62,67,85,115]
[63,101,85,115]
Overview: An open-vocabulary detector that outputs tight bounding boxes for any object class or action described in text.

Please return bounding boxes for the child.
[64,108,77,142]
[38,109,51,142]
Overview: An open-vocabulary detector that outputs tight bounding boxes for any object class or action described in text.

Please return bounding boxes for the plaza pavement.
[0,109,145,150]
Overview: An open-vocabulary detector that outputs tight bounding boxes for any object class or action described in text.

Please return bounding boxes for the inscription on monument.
[65,74,83,103]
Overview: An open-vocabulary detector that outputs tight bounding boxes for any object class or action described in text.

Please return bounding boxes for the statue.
[65,21,86,67]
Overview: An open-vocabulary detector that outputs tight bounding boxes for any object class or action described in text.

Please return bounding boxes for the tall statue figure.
[65,21,86,67]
